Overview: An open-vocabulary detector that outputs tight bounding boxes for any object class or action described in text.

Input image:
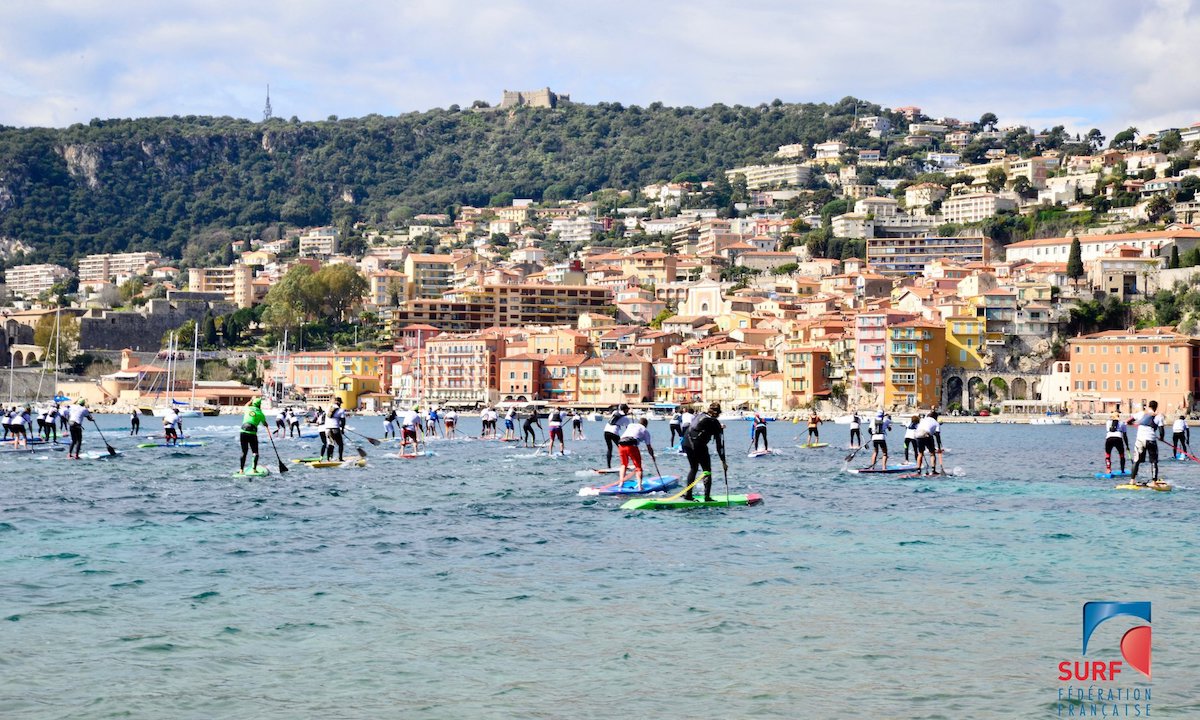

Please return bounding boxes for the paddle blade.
[106,444,117,456]
[278,458,289,473]
[356,447,368,458]
[366,436,381,446]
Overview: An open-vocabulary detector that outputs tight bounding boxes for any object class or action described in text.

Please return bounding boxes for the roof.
[1007,229,1200,249]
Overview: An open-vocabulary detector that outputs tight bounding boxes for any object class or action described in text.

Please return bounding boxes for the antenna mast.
[263,84,273,122]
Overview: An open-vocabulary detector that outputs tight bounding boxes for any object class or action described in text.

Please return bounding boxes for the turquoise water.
[2,417,1198,718]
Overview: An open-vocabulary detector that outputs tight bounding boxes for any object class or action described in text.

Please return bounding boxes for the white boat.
[1030,417,1071,426]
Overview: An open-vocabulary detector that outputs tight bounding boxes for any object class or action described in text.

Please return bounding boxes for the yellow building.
[884,318,946,409]
[944,314,987,371]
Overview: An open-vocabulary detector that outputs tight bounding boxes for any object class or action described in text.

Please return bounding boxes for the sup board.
[1094,470,1132,479]
[797,442,829,449]
[591,467,620,475]
[392,451,428,459]
[232,467,270,477]
[579,475,679,496]
[0,444,65,454]
[81,450,123,460]
[293,457,325,464]
[747,449,780,457]
[621,493,764,510]
[138,441,206,448]
[308,458,366,469]
[1114,481,1172,492]
[849,463,917,474]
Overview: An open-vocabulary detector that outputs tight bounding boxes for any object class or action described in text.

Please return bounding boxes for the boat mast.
[190,321,199,409]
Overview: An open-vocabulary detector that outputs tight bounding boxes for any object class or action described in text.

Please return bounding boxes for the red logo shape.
[1120,626,1152,678]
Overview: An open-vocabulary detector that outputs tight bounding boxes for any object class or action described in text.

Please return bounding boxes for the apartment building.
[855,311,917,393]
[884,318,946,409]
[4,263,72,298]
[78,251,163,286]
[940,193,1018,224]
[298,227,339,257]
[1004,229,1200,264]
[724,164,811,190]
[188,264,255,308]
[944,314,987,370]
[777,342,832,410]
[403,253,457,299]
[550,217,603,244]
[866,235,998,275]
[420,333,505,406]
[389,284,612,333]
[1068,328,1200,415]
[275,351,402,408]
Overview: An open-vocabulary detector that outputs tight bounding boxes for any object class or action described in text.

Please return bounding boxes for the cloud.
[0,0,1196,136]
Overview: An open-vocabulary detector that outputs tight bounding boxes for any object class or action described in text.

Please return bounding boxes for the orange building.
[499,355,544,401]
[884,318,946,409]
[777,342,832,409]
[541,354,589,404]
[528,328,591,356]
[421,333,505,406]
[1068,327,1200,415]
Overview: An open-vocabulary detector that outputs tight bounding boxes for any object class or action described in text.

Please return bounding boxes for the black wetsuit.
[1104,418,1129,473]
[522,413,541,445]
[130,412,140,436]
[752,416,768,451]
[849,415,861,447]
[683,413,725,501]
[603,411,628,468]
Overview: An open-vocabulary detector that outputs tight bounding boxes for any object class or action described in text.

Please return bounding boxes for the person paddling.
[129,408,141,436]
[521,407,543,448]
[805,412,822,445]
[751,410,769,452]
[289,409,302,438]
[383,408,398,439]
[913,410,943,476]
[1171,414,1190,458]
[65,398,92,459]
[603,403,631,468]
[571,408,584,440]
[238,397,270,474]
[1103,411,1130,475]
[399,405,421,454]
[903,414,919,461]
[444,408,458,439]
[617,417,657,491]
[668,408,683,447]
[324,398,347,461]
[682,401,726,502]
[163,406,183,446]
[547,407,566,455]
[1129,401,1165,486]
[865,411,890,470]
[849,411,861,449]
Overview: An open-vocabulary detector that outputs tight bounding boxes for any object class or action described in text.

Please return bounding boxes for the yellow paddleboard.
[1114,481,1172,492]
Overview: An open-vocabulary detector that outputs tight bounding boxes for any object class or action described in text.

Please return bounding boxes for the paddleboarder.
[903,414,919,461]
[521,407,542,449]
[275,408,287,435]
[47,404,61,442]
[571,409,584,440]
[603,403,631,468]
[751,410,769,452]
[682,401,726,503]
[289,409,302,438]
[865,411,890,471]
[849,412,861,448]
[805,412,821,445]
[547,407,566,455]
[399,405,421,454]
[1129,401,1165,486]
[383,408,398,439]
[238,397,271,474]
[503,407,517,440]
[314,407,328,457]
[913,410,943,476]
[668,408,683,447]
[129,408,141,436]
[617,417,657,491]
[324,398,347,461]
[163,406,183,446]
[65,398,93,459]
[11,405,30,447]
[1103,411,1130,475]
[445,408,458,439]
[1171,414,1190,458]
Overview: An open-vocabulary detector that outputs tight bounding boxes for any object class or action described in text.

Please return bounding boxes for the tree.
[313,264,369,323]
[202,314,219,348]
[1066,237,1084,284]
[119,277,144,303]
[649,308,673,329]
[1085,128,1105,151]
[978,112,998,131]
[773,262,799,275]
[1110,127,1138,150]
[1146,194,1172,223]
[1169,245,1181,269]
[1158,129,1182,154]
[35,313,80,367]
[1011,175,1033,197]
[261,264,317,336]
[985,167,1008,193]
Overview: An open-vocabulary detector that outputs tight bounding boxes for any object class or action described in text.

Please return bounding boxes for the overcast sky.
[2,0,1198,136]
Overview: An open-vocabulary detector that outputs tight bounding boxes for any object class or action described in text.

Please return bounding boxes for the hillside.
[0,97,892,265]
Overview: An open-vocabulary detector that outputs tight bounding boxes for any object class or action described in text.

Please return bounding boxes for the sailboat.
[139,329,203,417]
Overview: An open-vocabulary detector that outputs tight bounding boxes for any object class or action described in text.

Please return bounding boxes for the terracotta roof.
[1007,229,1200,249]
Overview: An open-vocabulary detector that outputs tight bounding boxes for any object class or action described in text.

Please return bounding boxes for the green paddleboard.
[621,493,764,510]
[232,467,270,477]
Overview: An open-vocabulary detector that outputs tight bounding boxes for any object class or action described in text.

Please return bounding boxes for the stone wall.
[78,297,234,352]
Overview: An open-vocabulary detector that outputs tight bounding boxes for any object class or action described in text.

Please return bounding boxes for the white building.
[298,227,339,257]
[4,263,73,298]
[78,251,162,286]
[940,193,1018,224]
[813,141,847,161]
[775,143,807,158]
[725,164,811,190]
[550,217,603,244]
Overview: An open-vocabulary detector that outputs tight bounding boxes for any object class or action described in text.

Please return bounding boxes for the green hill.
[0,97,894,265]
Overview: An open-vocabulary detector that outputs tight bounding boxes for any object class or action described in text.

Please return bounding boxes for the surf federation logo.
[1057,602,1151,717]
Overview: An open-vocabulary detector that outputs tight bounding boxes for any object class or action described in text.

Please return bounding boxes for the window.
[1116,381,1122,390]
[509,371,515,379]
[960,350,967,362]
[1141,380,1147,390]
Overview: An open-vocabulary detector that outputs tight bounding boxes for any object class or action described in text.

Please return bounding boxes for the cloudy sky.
[1,0,1198,135]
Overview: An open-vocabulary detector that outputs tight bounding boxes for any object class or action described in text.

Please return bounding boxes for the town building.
[1068,328,1200,415]
[1004,229,1200,264]
[187,264,256,308]
[940,193,1018,224]
[866,235,999,275]
[78,251,162,287]
[884,318,946,408]
[298,227,339,257]
[389,283,613,333]
[403,253,457,299]
[4,263,73,298]
[777,342,832,410]
[420,332,505,407]
[724,164,811,190]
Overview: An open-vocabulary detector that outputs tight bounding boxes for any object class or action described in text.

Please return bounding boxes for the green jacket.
[241,405,267,435]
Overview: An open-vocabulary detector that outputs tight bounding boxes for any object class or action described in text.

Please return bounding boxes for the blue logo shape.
[1083,601,1151,655]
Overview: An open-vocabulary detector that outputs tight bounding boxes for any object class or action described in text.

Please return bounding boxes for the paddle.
[1157,436,1200,464]
[844,443,865,464]
[265,427,288,474]
[722,458,730,507]
[345,427,382,446]
[356,446,368,460]
[88,418,117,456]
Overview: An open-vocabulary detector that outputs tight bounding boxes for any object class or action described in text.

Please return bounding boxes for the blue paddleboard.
[579,475,679,496]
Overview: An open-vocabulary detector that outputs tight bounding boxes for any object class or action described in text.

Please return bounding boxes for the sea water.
[1,417,1198,718]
